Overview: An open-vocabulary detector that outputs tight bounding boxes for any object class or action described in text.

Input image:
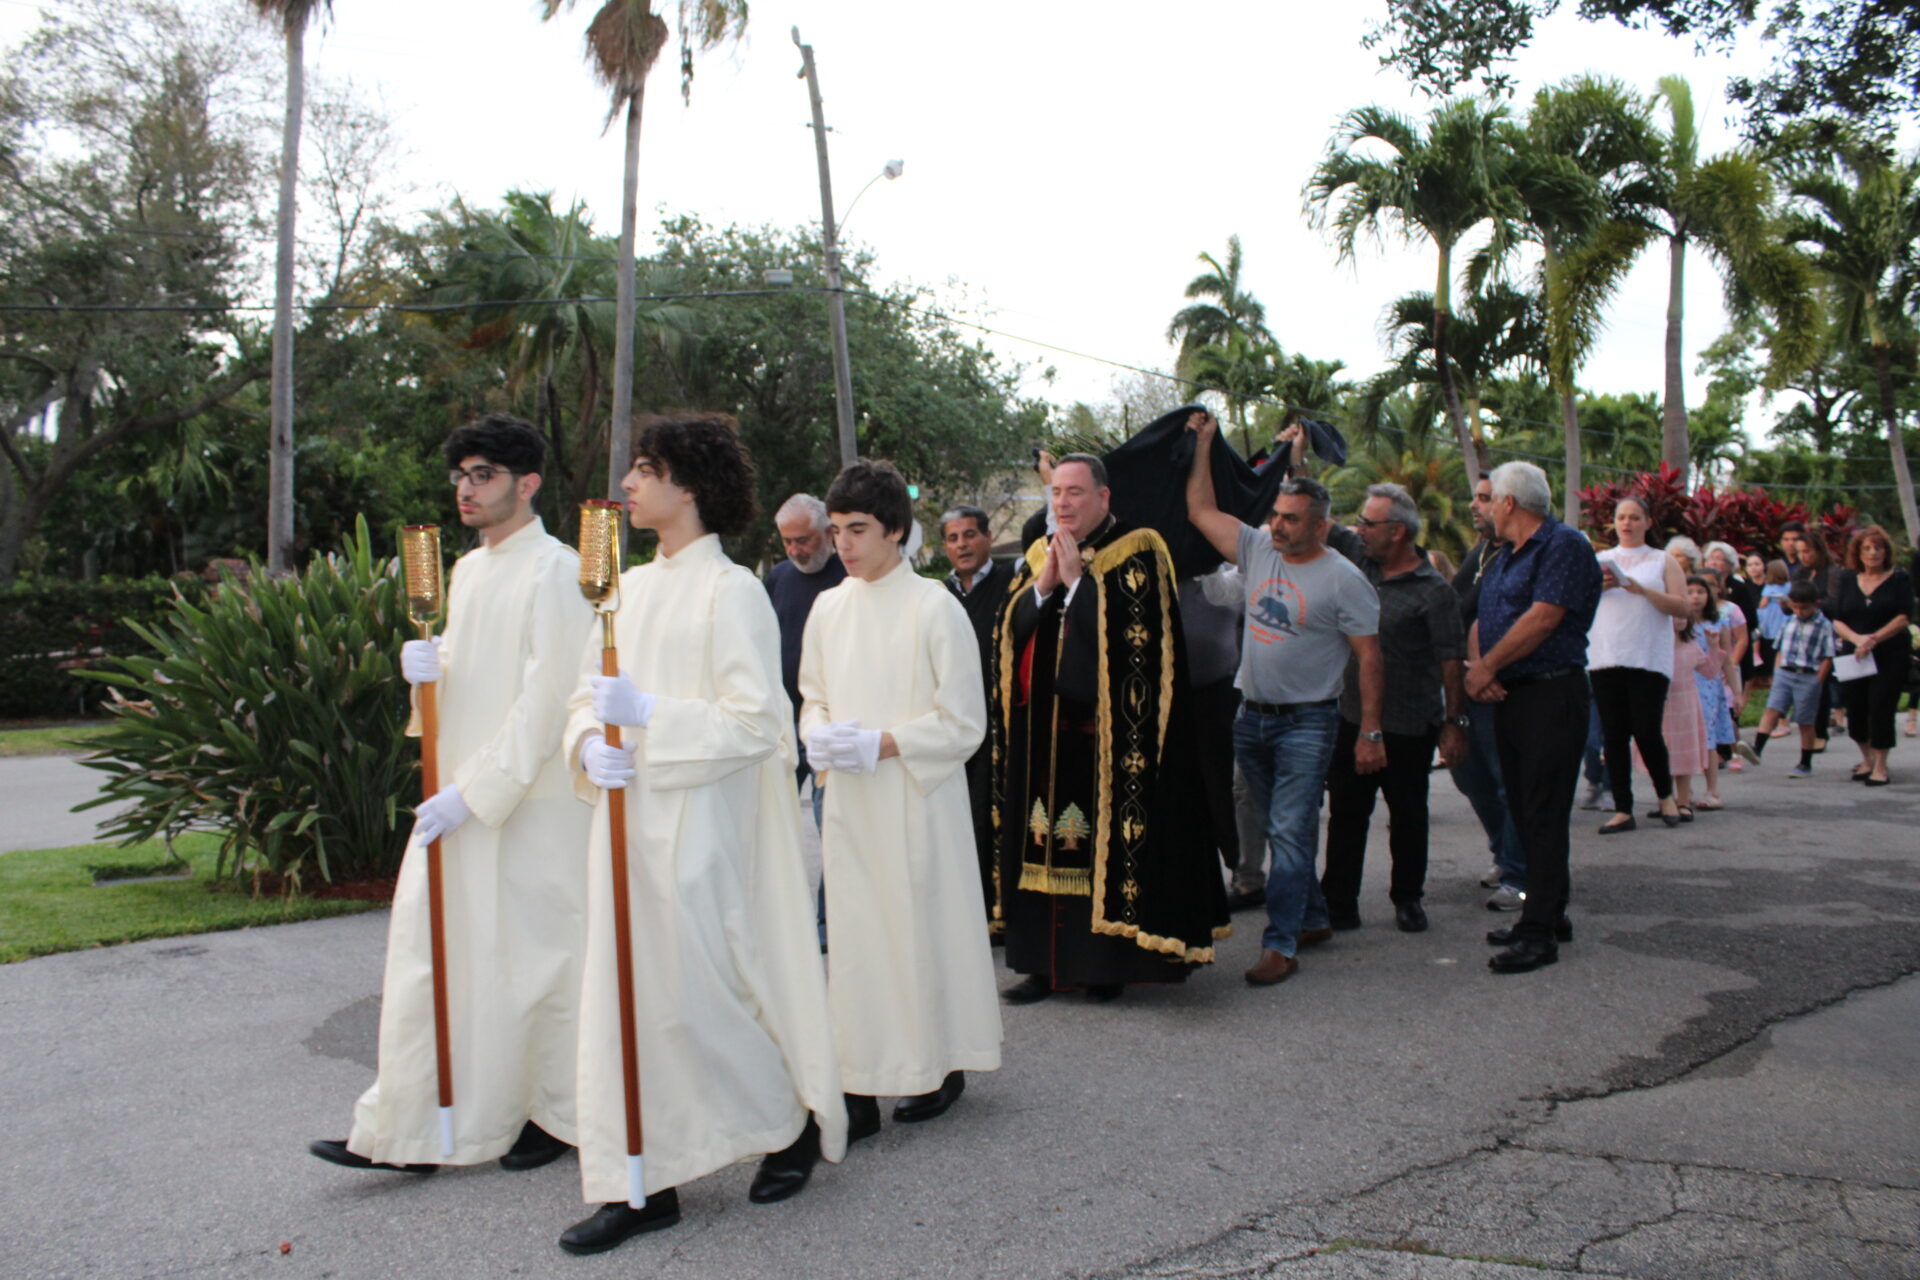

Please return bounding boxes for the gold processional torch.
[577,499,646,1208]
[399,524,456,1159]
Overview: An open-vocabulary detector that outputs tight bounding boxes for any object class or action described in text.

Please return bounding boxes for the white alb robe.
[562,533,847,1203]
[350,516,596,1166]
[799,556,1003,1096]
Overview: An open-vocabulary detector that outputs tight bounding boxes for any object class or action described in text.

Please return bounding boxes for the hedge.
[0,577,210,720]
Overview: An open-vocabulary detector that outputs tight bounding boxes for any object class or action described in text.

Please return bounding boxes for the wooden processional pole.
[399,525,456,1158]
[577,499,646,1208]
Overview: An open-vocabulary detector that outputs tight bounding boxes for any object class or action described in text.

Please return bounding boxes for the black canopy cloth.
[1100,405,1293,580]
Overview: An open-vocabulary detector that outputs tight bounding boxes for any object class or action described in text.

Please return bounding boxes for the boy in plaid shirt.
[1735,581,1834,777]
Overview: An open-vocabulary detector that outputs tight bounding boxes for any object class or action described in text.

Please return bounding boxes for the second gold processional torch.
[577,499,646,1209]
[399,524,456,1159]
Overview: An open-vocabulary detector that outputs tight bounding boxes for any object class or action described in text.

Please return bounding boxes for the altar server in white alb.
[555,413,848,1257]
[802,459,1002,1141]
[310,414,596,1176]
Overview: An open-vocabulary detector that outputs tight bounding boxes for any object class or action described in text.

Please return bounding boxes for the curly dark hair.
[443,413,546,475]
[632,412,759,538]
[825,458,913,538]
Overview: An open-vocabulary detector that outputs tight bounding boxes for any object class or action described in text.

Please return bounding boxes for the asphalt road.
[0,763,1914,1279]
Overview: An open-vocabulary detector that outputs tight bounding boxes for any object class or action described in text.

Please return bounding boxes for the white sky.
[3,0,1784,436]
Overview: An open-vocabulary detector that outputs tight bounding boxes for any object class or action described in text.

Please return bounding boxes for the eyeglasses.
[1354,516,1389,529]
[449,465,512,488]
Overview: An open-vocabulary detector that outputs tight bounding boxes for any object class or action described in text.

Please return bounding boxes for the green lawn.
[0,721,114,757]
[0,833,381,964]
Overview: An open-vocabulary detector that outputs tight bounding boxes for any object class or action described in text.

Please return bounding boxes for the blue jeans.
[1448,700,1527,892]
[1233,702,1338,956]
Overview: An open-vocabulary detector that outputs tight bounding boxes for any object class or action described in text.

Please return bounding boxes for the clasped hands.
[804,719,883,776]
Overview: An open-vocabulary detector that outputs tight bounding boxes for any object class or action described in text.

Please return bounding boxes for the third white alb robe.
[800,555,1003,1096]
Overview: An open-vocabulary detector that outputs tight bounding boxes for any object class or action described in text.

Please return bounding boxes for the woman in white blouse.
[1587,497,1693,832]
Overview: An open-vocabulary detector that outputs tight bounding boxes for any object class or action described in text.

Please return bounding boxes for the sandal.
[1695,796,1724,810]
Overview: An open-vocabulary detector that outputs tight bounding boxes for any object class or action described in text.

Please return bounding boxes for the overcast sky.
[3,0,1786,433]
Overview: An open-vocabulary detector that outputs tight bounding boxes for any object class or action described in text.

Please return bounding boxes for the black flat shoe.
[500,1120,573,1171]
[1394,901,1428,933]
[1487,919,1572,945]
[1001,975,1052,1004]
[307,1138,436,1175]
[1600,816,1637,834]
[892,1071,964,1123]
[1085,983,1123,1003]
[558,1192,681,1255]
[1676,804,1694,822]
[748,1117,820,1203]
[845,1093,881,1144]
[1489,938,1559,973]
[1226,887,1265,911]
[1864,776,1891,787]
[1850,767,1872,781]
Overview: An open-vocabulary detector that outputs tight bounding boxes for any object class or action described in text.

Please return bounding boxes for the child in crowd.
[1734,581,1835,777]
[1690,574,1739,805]
[1644,589,1713,820]
[1754,560,1791,714]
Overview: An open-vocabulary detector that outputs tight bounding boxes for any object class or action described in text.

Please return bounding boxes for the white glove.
[400,638,442,685]
[834,727,884,776]
[804,723,844,773]
[581,731,638,790]
[412,784,471,846]
[591,670,655,727]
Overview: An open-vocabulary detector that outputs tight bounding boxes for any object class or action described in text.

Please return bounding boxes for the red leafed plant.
[1579,465,1829,557]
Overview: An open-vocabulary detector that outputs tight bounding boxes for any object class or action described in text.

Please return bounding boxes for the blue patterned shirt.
[1776,611,1835,671]
[1476,514,1603,679]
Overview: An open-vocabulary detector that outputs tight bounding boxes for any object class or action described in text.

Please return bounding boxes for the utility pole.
[793,27,858,468]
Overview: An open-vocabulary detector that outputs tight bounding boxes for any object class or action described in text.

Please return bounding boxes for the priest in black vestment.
[940,504,1014,926]
[990,453,1231,1003]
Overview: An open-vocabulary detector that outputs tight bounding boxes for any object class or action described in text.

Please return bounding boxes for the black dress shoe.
[1085,983,1123,1003]
[1226,887,1265,911]
[307,1138,436,1174]
[1001,975,1052,1004]
[500,1120,573,1171]
[845,1093,881,1144]
[558,1191,681,1255]
[748,1116,820,1203]
[1328,910,1362,931]
[1489,938,1559,973]
[1486,919,1572,945]
[892,1071,965,1123]
[1394,901,1428,933]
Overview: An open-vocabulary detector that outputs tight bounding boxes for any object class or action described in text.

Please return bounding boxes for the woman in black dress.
[1829,526,1914,786]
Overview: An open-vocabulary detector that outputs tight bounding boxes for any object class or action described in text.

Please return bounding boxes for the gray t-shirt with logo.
[1234,523,1380,704]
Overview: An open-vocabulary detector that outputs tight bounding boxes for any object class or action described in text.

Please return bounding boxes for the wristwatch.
[1448,715,1471,729]
[1360,730,1385,743]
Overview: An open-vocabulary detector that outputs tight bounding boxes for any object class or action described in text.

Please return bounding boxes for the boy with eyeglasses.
[309,413,598,1178]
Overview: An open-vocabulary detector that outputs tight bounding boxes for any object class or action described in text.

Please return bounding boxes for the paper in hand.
[1831,651,1878,682]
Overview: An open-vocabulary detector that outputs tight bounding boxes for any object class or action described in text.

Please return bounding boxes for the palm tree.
[1509,76,1659,520]
[1358,284,1545,449]
[541,0,747,497]
[249,0,330,575]
[1782,142,1920,547]
[1166,235,1272,451]
[1640,75,1819,485]
[1307,98,1523,489]
[1322,401,1473,559]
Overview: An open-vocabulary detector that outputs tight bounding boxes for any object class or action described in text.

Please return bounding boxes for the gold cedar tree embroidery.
[1028,799,1050,847]
[1053,803,1090,850]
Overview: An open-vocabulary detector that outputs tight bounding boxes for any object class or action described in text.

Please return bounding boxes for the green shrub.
[0,576,209,719]
[77,517,415,889]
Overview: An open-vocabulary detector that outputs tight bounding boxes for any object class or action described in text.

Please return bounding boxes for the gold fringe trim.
[1089,918,1217,964]
[1018,862,1091,896]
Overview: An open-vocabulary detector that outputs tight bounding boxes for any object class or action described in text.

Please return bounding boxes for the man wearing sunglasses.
[310,414,598,1178]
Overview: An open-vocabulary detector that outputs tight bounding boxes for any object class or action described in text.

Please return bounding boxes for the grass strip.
[0,833,380,964]
[0,722,114,757]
